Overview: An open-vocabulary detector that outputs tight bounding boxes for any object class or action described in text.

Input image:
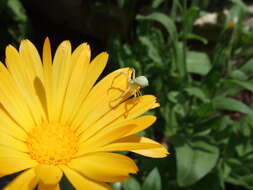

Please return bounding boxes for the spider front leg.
[110,71,131,101]
[112,86,132,101]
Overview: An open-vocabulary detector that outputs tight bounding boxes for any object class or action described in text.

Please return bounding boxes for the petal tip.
[44,37,50,46]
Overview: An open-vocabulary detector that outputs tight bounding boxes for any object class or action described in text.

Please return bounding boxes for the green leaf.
[192,172,224,190]
[194,116,230,134]
[175,138,219,186]
[136,12,177,40]
[231,0,248,12]
[203,69,223,93]
[229,70,248,80]
[181,7,199,34]
[142,168,162,190]
[3,0,30,42]
[151,0,164,8]
[240,58,253,77]
[184,33,208,44]
[196,103,214,117]
[184,87,209,102]
[186,51,211,75]
[175,41,186,78]
[123,177,141,190]
[223,79,253,93]
[213,96,253,115]
[139,36,163,65]
[7,0,27,22]
[167,91,180,103]
[226,158,253,189]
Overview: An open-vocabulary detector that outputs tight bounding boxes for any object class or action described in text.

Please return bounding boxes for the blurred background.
[1,0,253,189]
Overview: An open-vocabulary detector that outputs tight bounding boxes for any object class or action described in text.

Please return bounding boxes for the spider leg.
[109,71,131,95]
[110,69,138,102]
[120,72,131,81]
[112,86,131,101]
[111,72,131,87]
[134,91,137,98]
[138,89,142,97]
[136,89,142,97]
[133,89,141,98]
[130,68,136,80]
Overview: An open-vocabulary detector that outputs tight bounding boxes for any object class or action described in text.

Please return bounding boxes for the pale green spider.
[112,68,149,101]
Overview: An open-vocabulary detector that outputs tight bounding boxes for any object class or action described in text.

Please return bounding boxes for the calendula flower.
[0,38,168,190]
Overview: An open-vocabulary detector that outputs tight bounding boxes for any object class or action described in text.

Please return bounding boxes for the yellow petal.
[71,42,91,69]
[60,43,90,123]
[0,132,28,152]
[0,145,30,158]
[42,37,53,121]
[0,108,27,141]
[77,115,156,156]
[0,60,35,130]
[0,156,37,177]
[76,125,132,156]
[60,165,114,190]
[87,51,108,75]
[109,115,156,138]
[81,52,108,98]
[19,40,44,82]
[69,152,138,182]
[19,40,47,123]
[38,182,61,190]
[132,146,169,158]
[94,142,161,153]
[5,45,46,126]
[43,37,52,69]
[78,95,158,143]
[4,168,38,190]
[117,136,169,158]
[68,52,109,128]
[51,41,72,121]
[35,164,63,185]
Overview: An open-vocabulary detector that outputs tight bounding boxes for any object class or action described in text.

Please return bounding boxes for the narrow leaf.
[142,168,162,190]
[123,177,141,190]
[136,12,177,40]
[213,96,253,115]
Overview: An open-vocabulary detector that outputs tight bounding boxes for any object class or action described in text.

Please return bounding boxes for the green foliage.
[186,51,211,75]
[0,0,30,58]
[142,168,162,190]
[175,137,219,186]
[108,0,253,189]
[122,177,141,190]
[122,168,162,190]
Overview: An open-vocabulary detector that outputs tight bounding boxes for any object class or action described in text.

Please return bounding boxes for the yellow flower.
[0,38,168,190]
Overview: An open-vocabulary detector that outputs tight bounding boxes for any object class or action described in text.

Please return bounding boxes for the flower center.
[26,123,79,165]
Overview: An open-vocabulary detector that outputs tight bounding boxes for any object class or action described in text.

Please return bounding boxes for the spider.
[112,68,149,101]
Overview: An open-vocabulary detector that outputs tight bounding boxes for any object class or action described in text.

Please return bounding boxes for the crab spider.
[112,68,149,101]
